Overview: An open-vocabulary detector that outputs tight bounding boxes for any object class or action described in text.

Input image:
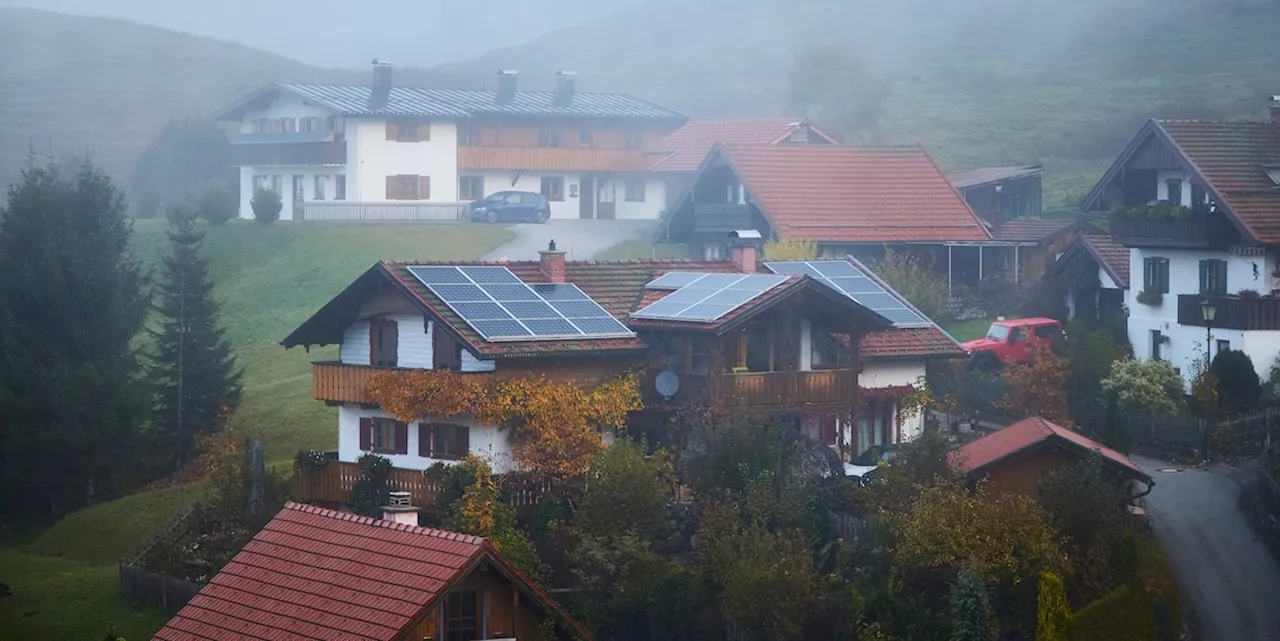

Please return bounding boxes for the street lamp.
[1201,298,1218,369]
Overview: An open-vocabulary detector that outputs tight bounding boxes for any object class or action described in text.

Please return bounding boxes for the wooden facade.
[972,445,1083,499]
[402,569,561,641]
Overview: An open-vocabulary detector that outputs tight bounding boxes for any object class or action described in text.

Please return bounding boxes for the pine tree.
[150,206,242,471]
[0,159,150,516]
[949,567,994,641]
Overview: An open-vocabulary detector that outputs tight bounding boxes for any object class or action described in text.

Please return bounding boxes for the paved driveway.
[1134,455,1280,640]
[482,219,657,261]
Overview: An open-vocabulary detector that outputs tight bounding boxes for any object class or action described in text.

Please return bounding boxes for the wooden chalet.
[283,232,963,510]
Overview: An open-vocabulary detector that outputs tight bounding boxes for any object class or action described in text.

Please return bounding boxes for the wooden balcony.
[293,459,550,515]
[692,203,752,234]
[230,140,346,166]
[642,368,857,409]
[1111,211,1213,248]
[1177,295,1280,331]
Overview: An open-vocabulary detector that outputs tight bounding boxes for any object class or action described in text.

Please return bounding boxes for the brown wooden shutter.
[417,176,431,201]
[458,425,470,456]
[386,120,397,141]
[417,121,431,141]
[419,423,434,457]
[359,417,373,451]
[820,416,838,445]
[394,421,409,454]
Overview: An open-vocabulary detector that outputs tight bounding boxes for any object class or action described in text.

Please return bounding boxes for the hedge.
[1069,586,1154,641]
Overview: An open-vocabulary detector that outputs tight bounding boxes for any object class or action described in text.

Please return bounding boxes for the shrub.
[950,567,995,641]
[1064,326,1126,428]
[199,180,237,225]
[874,249,949,321]
[763,238,817,260]
[1036,571,1070,641]
[349,453,392,517]
[1238,288,1261,301]
[1210,348,1261,413]
[1100,359,1184,418]
[1068,586,1155,641]
[1000,343,1071,426]
[1135,289,1163,306]
[578,439,676,544]
[250,186,282,223]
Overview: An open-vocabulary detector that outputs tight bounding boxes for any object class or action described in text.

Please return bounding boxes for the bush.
[1210,349,1261,413]
[1100,359,1184,418]
[1068,586,1155,641]
[763,238,817,260]
[250,186,282,223]
[349,453,392,517]
[874,249,949,321]
[199,180,237,225]
[1037,571,1070,641]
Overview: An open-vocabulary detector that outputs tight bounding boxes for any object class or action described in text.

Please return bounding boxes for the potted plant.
[1136,288,1163,306]
[1239,288,1261,301]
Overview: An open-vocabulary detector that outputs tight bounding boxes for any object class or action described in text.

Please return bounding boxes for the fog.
[0,0,647,67]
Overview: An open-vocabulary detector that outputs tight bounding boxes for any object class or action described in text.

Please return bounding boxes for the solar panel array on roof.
[632,273,789,322]
[764,260,931,327]
[407,266,634,341]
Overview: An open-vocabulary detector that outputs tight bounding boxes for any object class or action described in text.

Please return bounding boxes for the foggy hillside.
[0,0,646,67]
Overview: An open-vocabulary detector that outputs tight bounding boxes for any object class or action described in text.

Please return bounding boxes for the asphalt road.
[1134,455,1280,640]
[482,219,658,261]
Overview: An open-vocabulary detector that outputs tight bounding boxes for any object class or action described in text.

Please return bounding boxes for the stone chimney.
[370,59,393,111]
[496,70,519,105]
[728,229,763,273]
[380,491,419,526]
[1271,95,1280,124]
[539,239,566,283]
[555,70,578,106]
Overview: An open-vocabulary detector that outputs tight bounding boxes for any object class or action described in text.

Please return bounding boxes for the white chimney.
[380,491,419,526]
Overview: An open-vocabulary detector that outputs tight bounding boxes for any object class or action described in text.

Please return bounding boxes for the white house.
[283,238,964,475]
[1082,103,1280,387]
[213,64,688,221]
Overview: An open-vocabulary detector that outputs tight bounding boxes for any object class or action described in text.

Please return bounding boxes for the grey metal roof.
[273,82,685,120]
[948,164,1044,189]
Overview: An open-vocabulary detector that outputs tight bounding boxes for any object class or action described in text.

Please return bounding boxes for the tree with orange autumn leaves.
[999,343,1071,427]
[365,370,642,479]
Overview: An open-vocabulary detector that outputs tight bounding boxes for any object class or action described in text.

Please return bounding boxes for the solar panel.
[632,273,789,322]
[406,266,634,342]
[763,260,932,327]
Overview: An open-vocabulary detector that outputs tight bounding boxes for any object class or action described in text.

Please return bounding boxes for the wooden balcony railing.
[1110,211,1209,248]
[312,362,495,404]
[693,204,752,234]
[642,368,858,408]
[1177,295,1280,331]
[292,459,552,514]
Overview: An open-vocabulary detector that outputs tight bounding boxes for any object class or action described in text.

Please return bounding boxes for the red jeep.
[961,317,1064,371]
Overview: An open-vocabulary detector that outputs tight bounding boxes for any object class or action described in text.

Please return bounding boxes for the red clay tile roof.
[988,218,1082,243]
[154,503,590,641]
[648,119,836,172]
[1155,119,1280,244]
[861,326,964,359]
[1081,232,1130,288]
[720,144,991,243]
[950,416,1150,481]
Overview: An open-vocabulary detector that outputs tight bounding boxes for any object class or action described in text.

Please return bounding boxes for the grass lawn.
[942,317,996,343]
[595,240,688,261]
[26,483,206,565]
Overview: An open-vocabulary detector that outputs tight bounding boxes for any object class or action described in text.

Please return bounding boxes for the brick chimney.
[496,70,519,105]
[1271,95,1280,124]
[728,229,763,273]
[539,239,566,283]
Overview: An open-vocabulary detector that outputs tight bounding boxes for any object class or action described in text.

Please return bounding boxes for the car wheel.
[486,211,499,224]
[534,210,549,224]
[972,353,1001,372]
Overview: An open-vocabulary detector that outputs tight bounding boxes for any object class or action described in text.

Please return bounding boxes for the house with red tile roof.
[152,502,591,641]
[283,234,963,502]
[949,416,1154,499]
[1045,231,1130,324]
[1081,97,1280,388]
[654,143,1062,295]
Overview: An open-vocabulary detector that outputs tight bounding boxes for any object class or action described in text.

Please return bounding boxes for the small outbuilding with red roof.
[949,416,1154,499]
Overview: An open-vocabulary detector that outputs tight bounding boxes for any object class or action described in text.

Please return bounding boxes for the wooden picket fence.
[292,459,554,516]
[119,502,208,611]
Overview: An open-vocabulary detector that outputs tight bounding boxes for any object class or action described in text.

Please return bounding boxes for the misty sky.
[0,0,646,67]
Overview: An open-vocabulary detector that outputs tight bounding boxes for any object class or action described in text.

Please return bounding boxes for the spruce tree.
[150,206,242,471]
[0,159,150,516]
[949,567,994,641]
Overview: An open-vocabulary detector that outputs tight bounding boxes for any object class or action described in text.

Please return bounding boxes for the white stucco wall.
[340,314,433,368]
[240,166,347,221]
[350,119,459,203]
[1127,247,1280,388]
[1156,170,1193,205]
[337,404,516,472]
[471,171,665,220]
[609,175,667,220]
[860,361,926,389]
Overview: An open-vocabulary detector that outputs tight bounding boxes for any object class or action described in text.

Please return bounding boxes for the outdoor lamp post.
[1200,298,1217,370]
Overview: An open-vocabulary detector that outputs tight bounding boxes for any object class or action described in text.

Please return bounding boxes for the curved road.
[1135,455,1280,640]
[482,219,658,261]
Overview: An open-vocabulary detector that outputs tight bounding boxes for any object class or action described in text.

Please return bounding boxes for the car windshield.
[985,324,1010,341]
[484,193,507,202]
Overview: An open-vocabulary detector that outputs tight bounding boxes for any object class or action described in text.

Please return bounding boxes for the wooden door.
[598,180,617,219]
[579,175,595,219]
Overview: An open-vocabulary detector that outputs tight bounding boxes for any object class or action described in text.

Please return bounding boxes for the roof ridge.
[284,501,485,545]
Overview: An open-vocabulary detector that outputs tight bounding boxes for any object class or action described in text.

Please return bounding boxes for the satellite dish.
[654,370,681,399]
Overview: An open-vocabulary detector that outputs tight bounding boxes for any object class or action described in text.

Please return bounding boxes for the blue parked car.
[469,191,551,224]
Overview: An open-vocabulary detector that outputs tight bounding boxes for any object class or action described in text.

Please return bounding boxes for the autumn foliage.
[1000,343,1071,427]
[365,370,642,479]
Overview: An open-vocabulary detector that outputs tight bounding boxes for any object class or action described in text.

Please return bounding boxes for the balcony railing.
[293,458,551,514]
[295,201,469,224]
[642,368,858,408]
[312,362,496,403]
[1110,211,1209,248]
[1177,295,1280,331]
[692,203,752,234]
[230,140,346,166]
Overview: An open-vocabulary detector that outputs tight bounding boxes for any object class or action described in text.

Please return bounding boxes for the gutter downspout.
[1129,478,1156,503]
